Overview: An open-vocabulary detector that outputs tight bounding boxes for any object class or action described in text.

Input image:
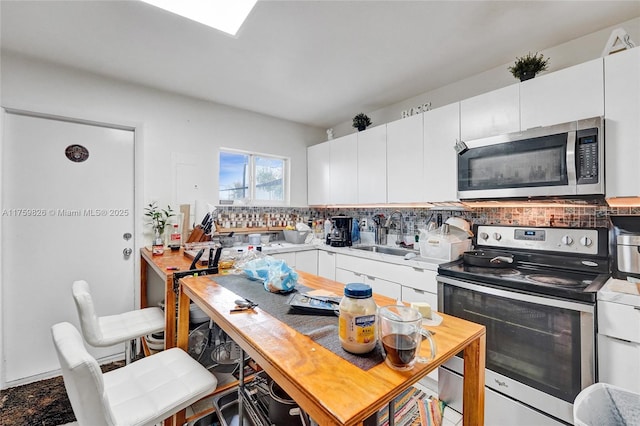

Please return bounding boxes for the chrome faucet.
[373,213,388,245]
[385,210,404,246]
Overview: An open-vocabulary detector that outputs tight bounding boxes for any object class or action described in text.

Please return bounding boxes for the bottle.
[169,223,181,250]
[324,218,332,240]
[338,283,377,354]
[152,229,164,256]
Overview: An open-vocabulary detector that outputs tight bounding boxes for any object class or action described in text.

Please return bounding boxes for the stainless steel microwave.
[457,117,604,200]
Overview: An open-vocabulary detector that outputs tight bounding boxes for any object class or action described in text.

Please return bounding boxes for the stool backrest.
[51,322,113,426]
[72,280,103,346]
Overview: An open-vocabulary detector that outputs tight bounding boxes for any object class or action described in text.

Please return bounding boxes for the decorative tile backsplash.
[209,203,640,240]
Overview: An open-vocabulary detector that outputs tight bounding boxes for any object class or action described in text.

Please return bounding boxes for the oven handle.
[437,276,594,313]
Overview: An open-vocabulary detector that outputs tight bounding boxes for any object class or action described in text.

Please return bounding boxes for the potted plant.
[508,52,550,82]
[352,113,372,131]
[145,203,174,252]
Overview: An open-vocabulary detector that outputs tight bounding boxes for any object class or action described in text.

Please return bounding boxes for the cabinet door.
[520,58,604,129]
[423,102,459,202]
[605,47,640,198]
[367,276,401,300]
[307,142,331,205]
[387,114,424,203]
[598,334,640,393]
[271,252,296,268]
[401,286,438,312]
[357,125,387,204]
[317,250,336,281]
[330,133,358,204]
[460,84,520,141]
[335,268,401,300]
[295,250,318,275]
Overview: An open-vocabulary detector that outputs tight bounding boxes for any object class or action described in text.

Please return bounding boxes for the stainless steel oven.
[437,225,609,425]
[457,116,603,200]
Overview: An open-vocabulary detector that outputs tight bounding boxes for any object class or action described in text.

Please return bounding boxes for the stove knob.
[561,235,574,245]
[479,232,489,241]
[493,233,502,241]
[580,236,593,247]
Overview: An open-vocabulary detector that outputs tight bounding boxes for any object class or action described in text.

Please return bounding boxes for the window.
[219,149,289,205]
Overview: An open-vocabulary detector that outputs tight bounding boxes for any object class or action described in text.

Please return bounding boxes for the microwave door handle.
[566,131,577,187]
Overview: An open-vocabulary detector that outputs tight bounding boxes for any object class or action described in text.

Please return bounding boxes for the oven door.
[437,276,595,424]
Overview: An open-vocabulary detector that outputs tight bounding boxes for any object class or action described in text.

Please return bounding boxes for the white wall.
[0,50,325,386]
[329,17,640,138]
[1,51,325,209]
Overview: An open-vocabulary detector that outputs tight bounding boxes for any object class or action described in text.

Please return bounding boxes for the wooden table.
[177,270,486,425]
[140,247,199,349]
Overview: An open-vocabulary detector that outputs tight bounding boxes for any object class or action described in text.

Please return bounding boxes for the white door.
[2,111,135,384]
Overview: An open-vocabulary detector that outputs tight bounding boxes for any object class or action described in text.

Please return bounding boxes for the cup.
[378,305,437,371]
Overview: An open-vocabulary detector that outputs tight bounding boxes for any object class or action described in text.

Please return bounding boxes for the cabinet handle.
[366,275,375,281]
[412,289,426,294]
[603,335,633,344]
[634,306,640,312]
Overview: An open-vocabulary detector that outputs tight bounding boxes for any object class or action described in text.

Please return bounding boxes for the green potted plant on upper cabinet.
[352,113,372,131]
[508,52,550,82]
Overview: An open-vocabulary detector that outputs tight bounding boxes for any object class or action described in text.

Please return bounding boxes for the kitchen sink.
[351,245,418,257]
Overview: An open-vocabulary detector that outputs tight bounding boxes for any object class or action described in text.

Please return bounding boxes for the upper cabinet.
[387,113,424,203]
[460,84,520,141]
[604,47,640,198]
[329,133,358,204]
[520,58,604,130]
[357,125,387,204]
[307,141,331,205]
[423,102,460,202]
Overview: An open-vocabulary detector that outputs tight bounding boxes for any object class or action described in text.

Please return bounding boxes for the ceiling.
[2,1,639,129]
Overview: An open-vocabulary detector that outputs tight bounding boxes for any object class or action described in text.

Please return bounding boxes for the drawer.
[598,300,640,343]
[335,254,437,293]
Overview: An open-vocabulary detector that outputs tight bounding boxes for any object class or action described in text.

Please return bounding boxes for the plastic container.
[283,230,310,244]
[574,383,640,426]
[248,233,261,246]
[338,283,377,354]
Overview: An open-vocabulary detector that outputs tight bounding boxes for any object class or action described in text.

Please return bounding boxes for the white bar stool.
[72,280,165,363]
[51,322,217,426]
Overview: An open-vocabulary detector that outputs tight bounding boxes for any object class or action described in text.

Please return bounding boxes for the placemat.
[209,274,384,371]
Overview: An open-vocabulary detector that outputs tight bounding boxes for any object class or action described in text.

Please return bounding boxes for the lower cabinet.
[597,299,640,392]
[270,250,318,275]
[335,267,401,300]
[317,250,336,280]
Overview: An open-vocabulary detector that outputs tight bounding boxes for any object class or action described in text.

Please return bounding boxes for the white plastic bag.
[241,255,298,293]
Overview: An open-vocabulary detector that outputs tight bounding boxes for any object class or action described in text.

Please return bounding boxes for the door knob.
[123,248,133,257]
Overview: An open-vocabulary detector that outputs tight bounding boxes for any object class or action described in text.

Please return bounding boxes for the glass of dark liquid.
[378,305,437,371]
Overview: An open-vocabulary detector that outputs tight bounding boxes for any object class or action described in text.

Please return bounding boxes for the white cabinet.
[460,84,520,141]
[330,133,358,204]
[520,58,604,130]
[386,114,424,203]
[357,125,387,204]
[597,299,640,392]
[295,250,318,275]
[317,250,336,281]
[423,102,460,202]
[271,250,318,275]
[335,254,437,303]
[335,267,401,300]
[604,47,640,198]
[307,142,331,205]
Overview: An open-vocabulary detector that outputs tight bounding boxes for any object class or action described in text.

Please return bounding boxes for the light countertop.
[599,277,640,307]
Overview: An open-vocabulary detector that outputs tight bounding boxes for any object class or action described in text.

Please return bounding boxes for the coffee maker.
[327,216,353,247]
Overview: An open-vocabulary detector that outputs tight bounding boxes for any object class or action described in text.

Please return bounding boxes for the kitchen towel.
[208,274,384,370]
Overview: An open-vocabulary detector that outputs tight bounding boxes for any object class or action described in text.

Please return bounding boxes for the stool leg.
[125,339,137,364]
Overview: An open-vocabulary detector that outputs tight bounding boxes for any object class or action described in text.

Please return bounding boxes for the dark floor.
[0,361,124,426]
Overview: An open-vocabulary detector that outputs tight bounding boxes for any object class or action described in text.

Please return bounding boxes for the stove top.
[437,225,610,303]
